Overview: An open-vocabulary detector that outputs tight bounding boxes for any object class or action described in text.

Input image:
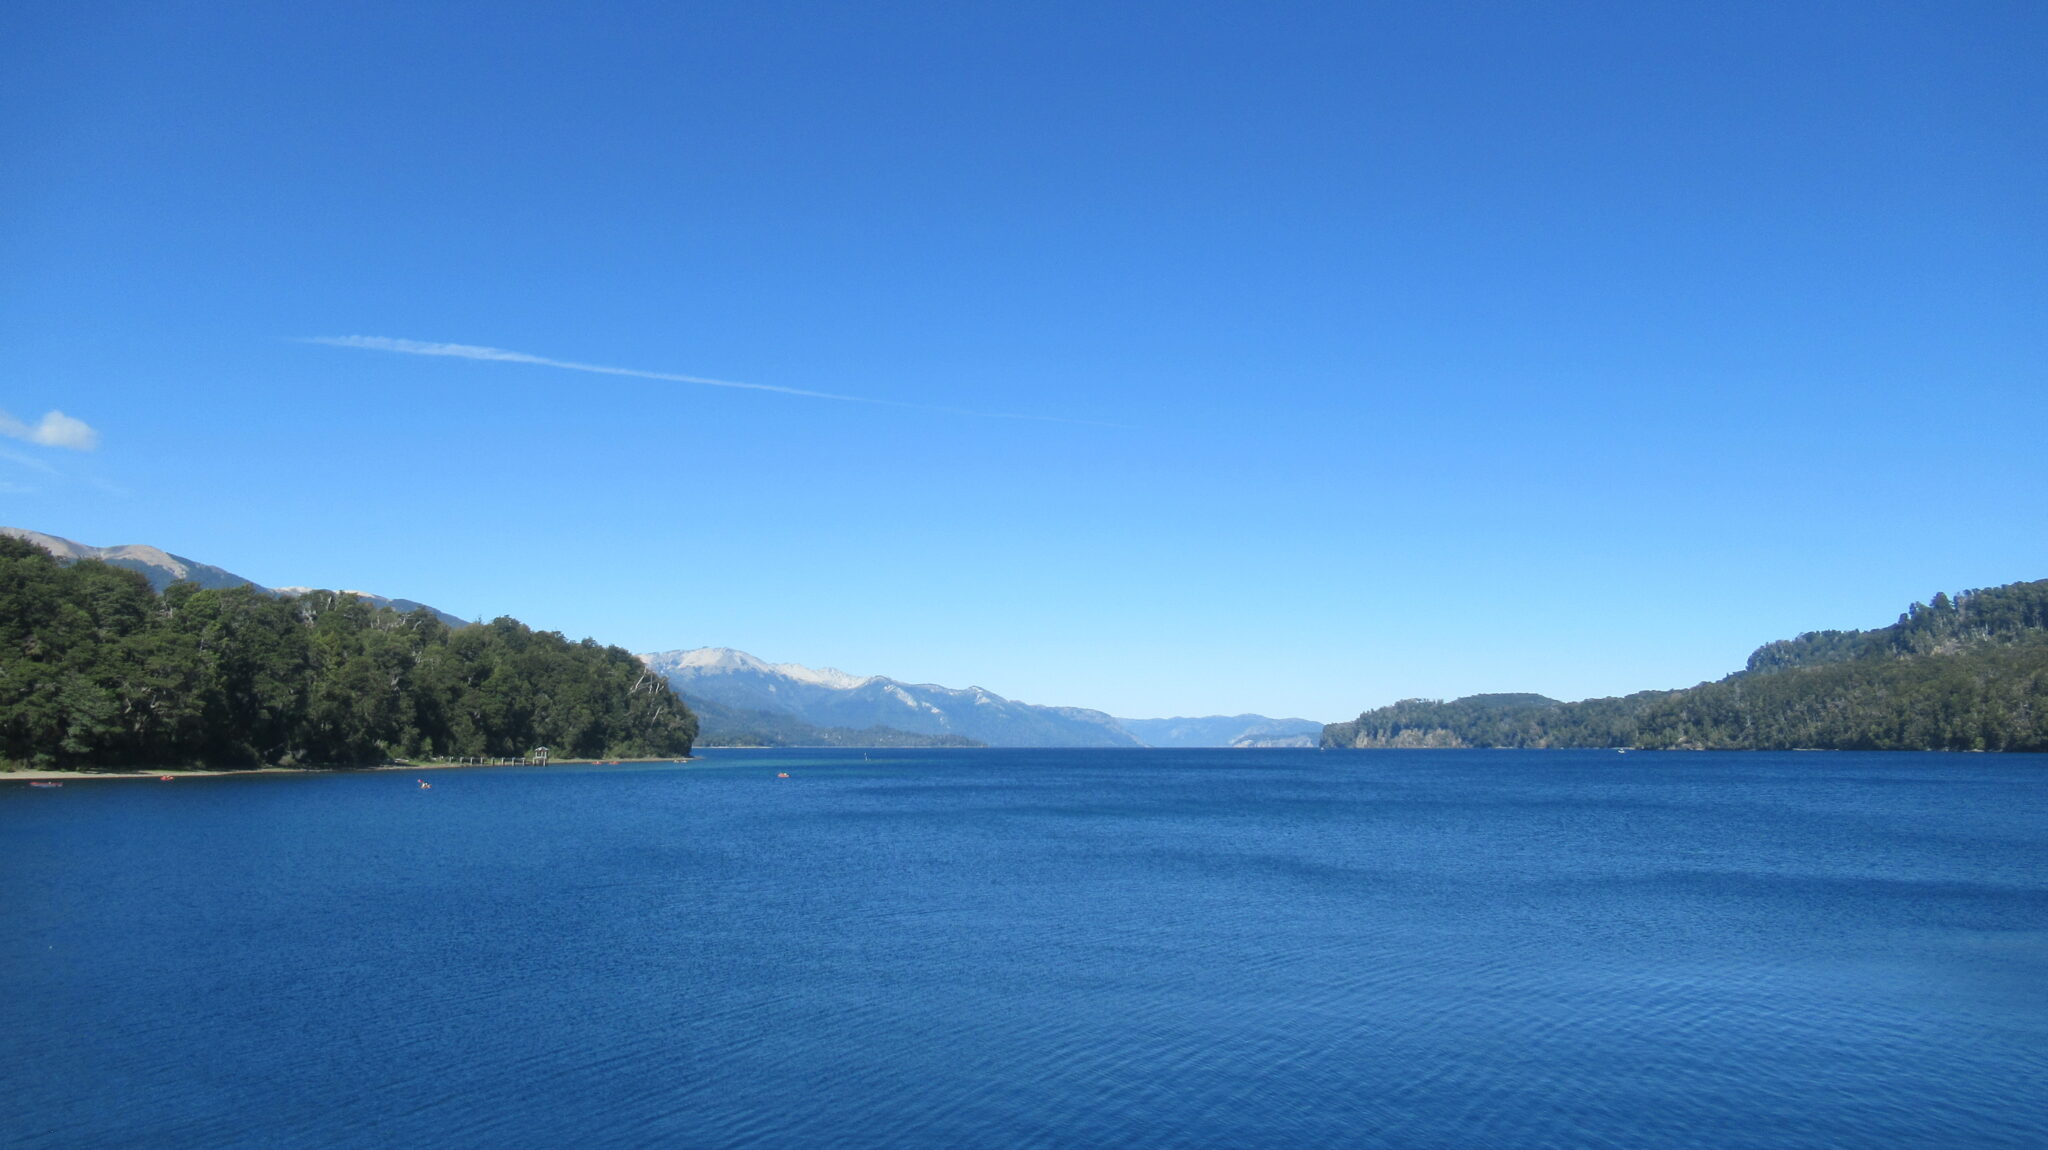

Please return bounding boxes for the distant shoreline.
[4,756,697,782]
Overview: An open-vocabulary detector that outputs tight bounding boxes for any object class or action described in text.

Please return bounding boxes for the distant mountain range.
[641,646,1323,749]
[1,527,469,628]
[642,648,1142,747]
[1113,714,1324,748]
[680,694,986,749]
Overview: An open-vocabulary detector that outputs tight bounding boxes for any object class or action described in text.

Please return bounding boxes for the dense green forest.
[1324,579,2048,752]
[1,537,697,769]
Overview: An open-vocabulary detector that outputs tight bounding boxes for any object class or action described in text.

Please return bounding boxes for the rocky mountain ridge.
[642,647,1142,748]
[1,527,468,628]
[643,647,1326,748]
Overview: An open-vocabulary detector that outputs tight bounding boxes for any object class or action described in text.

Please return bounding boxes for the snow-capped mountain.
[657,647,877,692]
[640,647,1142,748]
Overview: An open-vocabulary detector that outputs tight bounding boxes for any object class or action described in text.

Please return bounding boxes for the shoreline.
[3,755,697,782]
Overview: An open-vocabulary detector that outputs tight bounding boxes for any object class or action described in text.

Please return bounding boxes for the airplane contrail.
[301,336,1123,427]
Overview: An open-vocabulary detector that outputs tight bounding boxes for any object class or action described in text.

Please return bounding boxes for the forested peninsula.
[1325,579,2048,752]
[1,537,696,770]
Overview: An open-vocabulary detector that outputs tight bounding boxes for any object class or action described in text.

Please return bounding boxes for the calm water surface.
[4,749,2045,1148]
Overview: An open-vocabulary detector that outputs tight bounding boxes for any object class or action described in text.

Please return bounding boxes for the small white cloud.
[0,409,99,451]
[31,411,98,450]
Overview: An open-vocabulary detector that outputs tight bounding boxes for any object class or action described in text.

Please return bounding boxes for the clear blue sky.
[4,1,2043,721]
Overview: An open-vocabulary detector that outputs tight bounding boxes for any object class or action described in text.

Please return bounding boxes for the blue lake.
[4,748,2046,1148]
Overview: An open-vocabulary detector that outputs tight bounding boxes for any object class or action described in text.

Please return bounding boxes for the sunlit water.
[5,748,2045,1148]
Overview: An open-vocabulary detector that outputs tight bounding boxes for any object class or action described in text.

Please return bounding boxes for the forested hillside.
[1,537,696,769]
[1325,580,2048,752]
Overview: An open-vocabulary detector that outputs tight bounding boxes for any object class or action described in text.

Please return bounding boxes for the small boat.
[29,781,62,788]
[777,772,790,778]
[418,779,433,789]
[159,775,175,781]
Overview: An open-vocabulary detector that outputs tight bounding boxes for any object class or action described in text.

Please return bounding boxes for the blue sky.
[3,1,2043,720]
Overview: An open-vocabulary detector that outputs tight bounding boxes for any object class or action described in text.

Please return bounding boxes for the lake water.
[4,748,2046,1148]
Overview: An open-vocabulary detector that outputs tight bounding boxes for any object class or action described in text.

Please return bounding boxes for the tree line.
[1,537,697,769]
[1324,579,2048,752]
